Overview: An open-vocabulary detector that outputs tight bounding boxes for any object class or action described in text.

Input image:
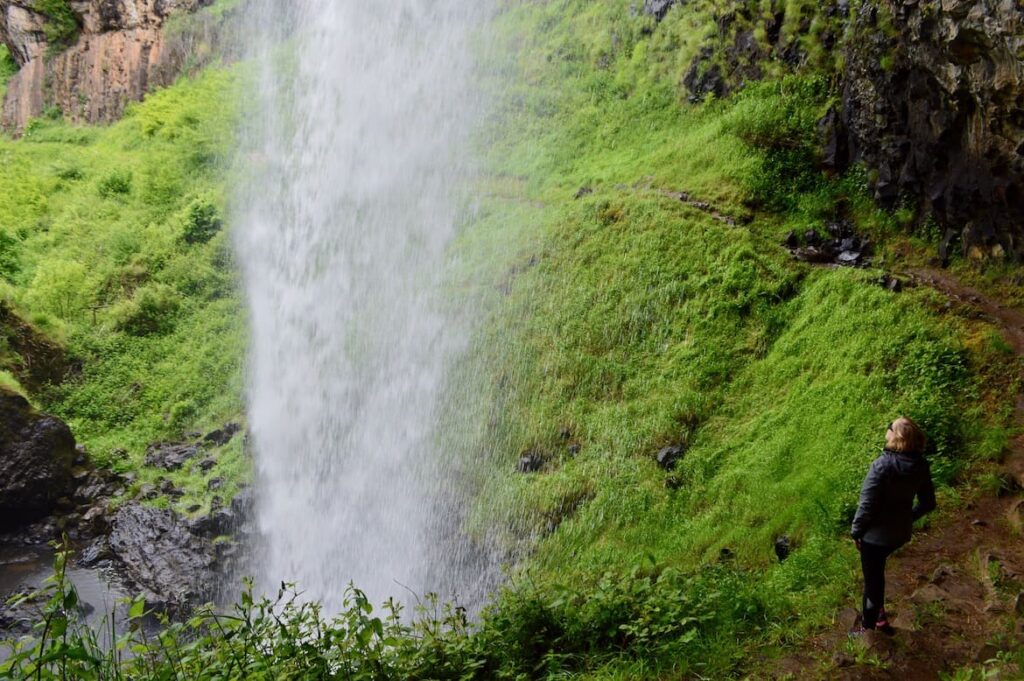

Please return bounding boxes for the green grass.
[0,66,247,510]
[448,0,1015,674]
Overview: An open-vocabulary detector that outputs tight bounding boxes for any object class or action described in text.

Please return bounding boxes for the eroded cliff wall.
[0,0,211,133]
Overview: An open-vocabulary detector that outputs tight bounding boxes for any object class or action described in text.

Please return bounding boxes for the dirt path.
[769,268,1024,680]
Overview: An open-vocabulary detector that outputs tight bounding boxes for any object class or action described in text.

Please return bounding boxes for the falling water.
[234,1,496,610]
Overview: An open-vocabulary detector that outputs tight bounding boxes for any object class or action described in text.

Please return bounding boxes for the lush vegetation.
[0,0,1020,678]
[0,66,248,511]
[32,0,80,52]
[0,45,16,103]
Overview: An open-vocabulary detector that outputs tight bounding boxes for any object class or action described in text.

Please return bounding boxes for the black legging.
[860,541,898,628]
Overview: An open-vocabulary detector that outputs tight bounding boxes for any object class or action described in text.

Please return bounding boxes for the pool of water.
[0,543,134,656]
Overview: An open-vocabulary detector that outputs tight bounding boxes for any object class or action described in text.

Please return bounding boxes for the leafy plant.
[111,283,181,336]
[180,195,223,245]
[32,0,80,52]
[97,169,133,199]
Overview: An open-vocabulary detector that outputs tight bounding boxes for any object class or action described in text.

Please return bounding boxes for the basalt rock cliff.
[682,0,1023,260]
[833,0,1024,260]
[0,0,211,133]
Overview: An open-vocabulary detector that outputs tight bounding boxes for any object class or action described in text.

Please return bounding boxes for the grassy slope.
[455,0,1015,674]
[0,66,248,510]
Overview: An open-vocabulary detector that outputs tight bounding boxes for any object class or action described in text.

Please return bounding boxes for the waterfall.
[234,0,495,610]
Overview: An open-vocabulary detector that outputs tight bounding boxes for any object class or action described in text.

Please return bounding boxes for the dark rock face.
[108,502,216,611]
[835,0,1024,258]
[0,389,75,529]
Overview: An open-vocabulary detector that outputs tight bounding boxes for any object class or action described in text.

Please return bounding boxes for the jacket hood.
[883,448,927,474]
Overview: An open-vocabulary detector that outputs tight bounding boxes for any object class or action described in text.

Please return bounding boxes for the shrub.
[96,169,133,198]
[32,0,80,51]
[111,283,181,335]
[181,195,223,244]
[0,230,20,280]
[25,259,91,320]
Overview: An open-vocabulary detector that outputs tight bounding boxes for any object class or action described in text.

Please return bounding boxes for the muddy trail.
[769,268,1024,680]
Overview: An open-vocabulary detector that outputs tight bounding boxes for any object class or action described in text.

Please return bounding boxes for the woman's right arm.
[912,460,937,521]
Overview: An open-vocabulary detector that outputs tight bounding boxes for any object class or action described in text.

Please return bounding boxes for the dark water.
[0,544,132,657]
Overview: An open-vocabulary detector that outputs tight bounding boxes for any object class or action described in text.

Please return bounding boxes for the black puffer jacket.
[851,449,936,547]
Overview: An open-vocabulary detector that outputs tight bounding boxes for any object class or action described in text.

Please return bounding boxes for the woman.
[850,416,936,632]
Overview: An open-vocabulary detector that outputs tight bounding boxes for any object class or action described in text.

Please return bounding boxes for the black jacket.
[851,449,936,547]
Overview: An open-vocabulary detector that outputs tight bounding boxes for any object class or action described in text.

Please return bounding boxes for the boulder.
[516,452,544,473]
[0,389,76,529]
[655,444,686,470]
[108,502,216,611]
[145,442,201,470]
[643,0,682,22]
[203,422,240,447]
[774,535,791,561]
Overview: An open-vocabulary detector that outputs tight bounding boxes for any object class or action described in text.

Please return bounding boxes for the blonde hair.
[885,416,926,453]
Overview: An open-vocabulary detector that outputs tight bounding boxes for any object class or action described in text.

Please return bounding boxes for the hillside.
[1,0,1022,678]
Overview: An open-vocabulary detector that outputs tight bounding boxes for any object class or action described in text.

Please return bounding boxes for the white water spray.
[235,0,495,610]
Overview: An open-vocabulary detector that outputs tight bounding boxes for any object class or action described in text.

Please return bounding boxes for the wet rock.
[203,422,240,447]
[573,186,593,199]
[79,536,112,567]
[145,442,201,470]
[229,485,254,518]
[567,443,581,456]
[108,502,216,612]
[158,478,184,498]
[774,535,791,562]
[665,473,684,490]
[0,389,76,529]
[207,476,224,491]
[837,250,863,266]
[643,0,682,22]
[838,0,1024,257]
[878,274,904,293]
[683,51,726,102]
[517,452,544,473]
[792,246,835,264]
[655,444,685,470]
[80,504,108,534]
[783,230,799,249]
[187,507,236,538]
[197,457,217,472]
[0,587,41,634]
